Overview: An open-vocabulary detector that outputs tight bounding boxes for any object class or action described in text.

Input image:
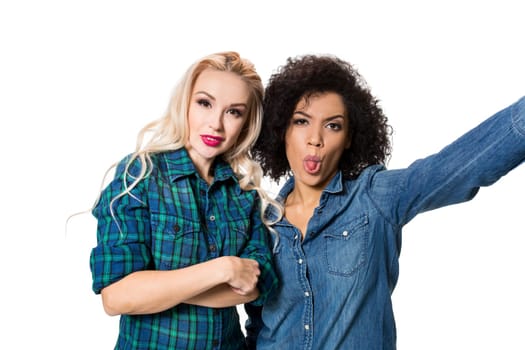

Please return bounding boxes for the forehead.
[193,69,250,103]
[295,92,347,118]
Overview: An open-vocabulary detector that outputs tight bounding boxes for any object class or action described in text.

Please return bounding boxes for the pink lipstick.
[201,134,224,147]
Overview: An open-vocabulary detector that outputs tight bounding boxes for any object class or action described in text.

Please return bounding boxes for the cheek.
[284,128,301,150]
[285,132,304,158]
[333,148,347,168]
[326,138,347,162]
[226,119,247,141]
[285,143,301,168]
[187,109,200,133]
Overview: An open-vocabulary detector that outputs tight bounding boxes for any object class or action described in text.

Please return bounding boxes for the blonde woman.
[90,52,279,349]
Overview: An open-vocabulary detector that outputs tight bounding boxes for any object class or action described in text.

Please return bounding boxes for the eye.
[196,98,212,108]
[226,108,244,118]
[326,122,343,131]
[292,118,308,126]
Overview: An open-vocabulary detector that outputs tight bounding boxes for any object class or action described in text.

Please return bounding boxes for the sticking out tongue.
[304,159,321,174]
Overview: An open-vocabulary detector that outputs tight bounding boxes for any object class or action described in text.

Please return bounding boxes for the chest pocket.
[216,218,250,255]
[150,213,205,270]
[323,214,369,277]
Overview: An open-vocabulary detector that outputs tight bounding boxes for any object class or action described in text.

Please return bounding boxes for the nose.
[208,111,224,131]
[307,127,323,147]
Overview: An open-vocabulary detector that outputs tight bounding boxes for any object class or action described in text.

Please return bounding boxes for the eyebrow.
[194,91,216,101]
[293,111,346,121]
[194,91,248,108]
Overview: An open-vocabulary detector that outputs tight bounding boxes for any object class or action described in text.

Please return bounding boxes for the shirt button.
[304,291,310,297]
[212,339,219,346]
[294,235,298,240]
[209,215,215,221]
[209,245,217,252]
[304,324,310,330]
[298,259,303,264]
[173,224,180,232]
[342,230,349,236]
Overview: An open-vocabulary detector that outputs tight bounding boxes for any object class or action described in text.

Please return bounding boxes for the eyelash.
[197,98,211,108]
[227,108,243,117]
[292,118,308,125]
[326,122,342,131]
[292,118,343,131]
[196,99,244,117]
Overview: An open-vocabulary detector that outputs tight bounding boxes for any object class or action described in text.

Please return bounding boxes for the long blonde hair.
[105,51,282,231]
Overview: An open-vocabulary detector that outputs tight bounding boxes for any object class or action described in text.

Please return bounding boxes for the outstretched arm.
[370,96,525,226]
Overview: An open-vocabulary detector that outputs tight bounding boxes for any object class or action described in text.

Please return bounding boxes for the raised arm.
[369,96,525,226]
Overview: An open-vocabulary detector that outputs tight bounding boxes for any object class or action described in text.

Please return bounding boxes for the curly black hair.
[253,54,392,181]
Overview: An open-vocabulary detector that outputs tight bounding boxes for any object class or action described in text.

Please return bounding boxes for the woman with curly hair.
[245,54,525,349]
[89,51,280,349]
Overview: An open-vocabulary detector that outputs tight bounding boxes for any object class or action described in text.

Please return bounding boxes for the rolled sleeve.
[90,156,152,294]
[240,201,279,306]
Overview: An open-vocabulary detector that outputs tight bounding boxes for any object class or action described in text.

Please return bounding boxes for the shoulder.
[111,151,179,188]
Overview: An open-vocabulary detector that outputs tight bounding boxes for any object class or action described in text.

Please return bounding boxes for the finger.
[231,286,247,296]
[245,258,259,267]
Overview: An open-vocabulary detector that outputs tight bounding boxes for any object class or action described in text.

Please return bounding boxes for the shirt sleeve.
[238,196,279,306]
[89,155,152,294]
[369,96,525,226]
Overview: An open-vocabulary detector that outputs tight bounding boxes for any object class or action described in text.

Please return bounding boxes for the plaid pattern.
[90,148,277,349]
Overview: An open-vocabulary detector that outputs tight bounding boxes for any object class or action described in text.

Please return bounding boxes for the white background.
[1,1,524,349]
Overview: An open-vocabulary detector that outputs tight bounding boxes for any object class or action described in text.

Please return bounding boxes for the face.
[285,92,351,190]
[186,68,250,171]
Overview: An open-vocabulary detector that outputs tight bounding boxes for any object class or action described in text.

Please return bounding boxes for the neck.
[191,158,215,184]
[185,146,215,184]
[287,181,323,208]
[284,181,323,238]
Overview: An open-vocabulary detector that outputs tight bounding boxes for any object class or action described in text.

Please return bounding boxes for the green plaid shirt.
[90,148,278,349]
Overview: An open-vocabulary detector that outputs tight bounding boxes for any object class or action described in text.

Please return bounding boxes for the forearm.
[377,96,525,225]
[101,258,228,316]
[184,284,259,308]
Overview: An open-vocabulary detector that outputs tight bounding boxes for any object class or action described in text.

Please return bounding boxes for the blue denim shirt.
[246,96,525,350]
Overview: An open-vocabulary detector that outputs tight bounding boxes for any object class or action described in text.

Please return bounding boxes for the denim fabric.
[247,96,525,350]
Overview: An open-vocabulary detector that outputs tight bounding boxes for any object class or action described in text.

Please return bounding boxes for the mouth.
[201,134,224,147]
[303,155,321,174]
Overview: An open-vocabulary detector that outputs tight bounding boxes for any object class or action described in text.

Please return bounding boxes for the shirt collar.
[161,148,237,184]
[268,171,345,222]
[323,171,344,194]
[277,170,345,202]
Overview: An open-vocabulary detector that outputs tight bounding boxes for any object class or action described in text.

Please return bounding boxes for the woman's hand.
[220,256,260,295]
